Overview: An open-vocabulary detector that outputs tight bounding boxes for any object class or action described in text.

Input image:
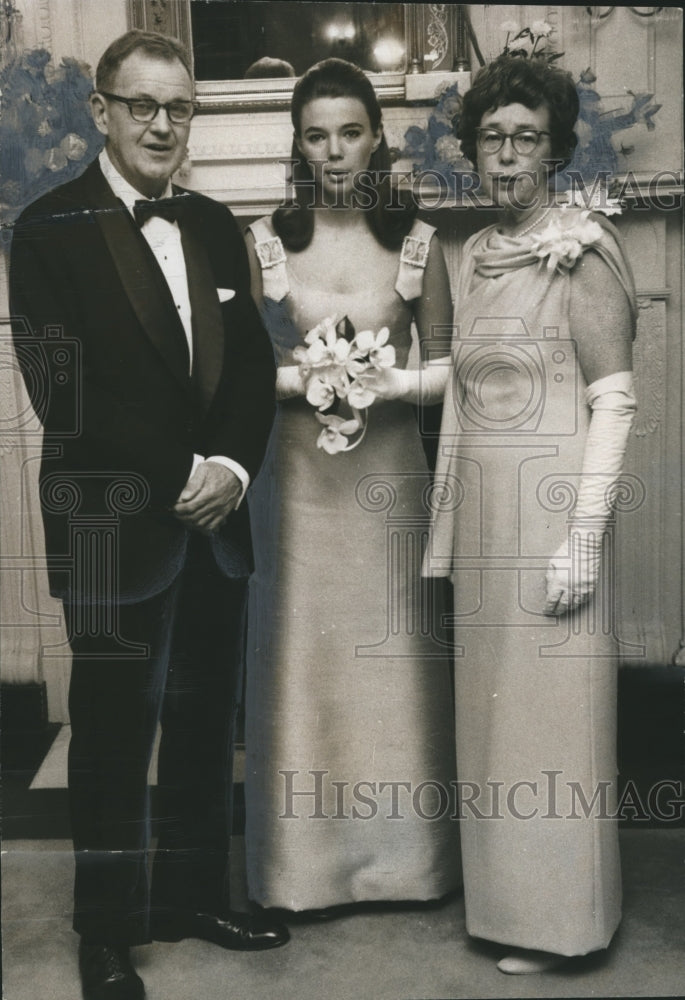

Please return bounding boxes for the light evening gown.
[426,206,637,955]
[244,216,460,910]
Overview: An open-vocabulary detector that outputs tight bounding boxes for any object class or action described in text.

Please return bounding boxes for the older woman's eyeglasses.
[476,128,551,155]
[98,91,197,124]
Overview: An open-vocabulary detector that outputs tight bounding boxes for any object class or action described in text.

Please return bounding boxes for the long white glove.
[275,365,306,400]
[544,370,636,616]
[360,357,450,405]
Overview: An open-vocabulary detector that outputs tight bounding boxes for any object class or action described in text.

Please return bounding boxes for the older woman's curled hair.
[457,55,579,171]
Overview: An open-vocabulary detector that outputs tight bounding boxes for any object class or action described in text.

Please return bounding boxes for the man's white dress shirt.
[99,150,249,502]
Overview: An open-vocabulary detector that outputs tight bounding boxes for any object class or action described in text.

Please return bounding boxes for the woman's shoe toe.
[497,949,567,975]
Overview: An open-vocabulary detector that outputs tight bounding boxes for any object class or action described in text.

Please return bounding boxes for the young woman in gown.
[425,55,637,973]
[243,58,460,913]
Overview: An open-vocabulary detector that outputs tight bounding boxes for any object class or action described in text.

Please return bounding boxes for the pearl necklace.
[511,205,553,239]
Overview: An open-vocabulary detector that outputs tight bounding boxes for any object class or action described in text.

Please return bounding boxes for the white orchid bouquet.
[293,315,395,454]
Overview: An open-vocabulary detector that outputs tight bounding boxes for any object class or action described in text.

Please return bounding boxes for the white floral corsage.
[293,316,395,454]
[526,209,604,273]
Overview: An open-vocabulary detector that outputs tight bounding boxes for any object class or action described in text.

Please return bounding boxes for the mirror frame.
[127,0,455,111]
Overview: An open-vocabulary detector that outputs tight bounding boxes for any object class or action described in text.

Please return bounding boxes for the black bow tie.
[133,194,189,227]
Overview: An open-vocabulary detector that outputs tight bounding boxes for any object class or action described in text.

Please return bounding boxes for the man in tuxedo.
[10,29,287,1000]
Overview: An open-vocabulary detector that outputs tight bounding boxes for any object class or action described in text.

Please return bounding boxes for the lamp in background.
[325,22,356,42]
[373,37,405,71]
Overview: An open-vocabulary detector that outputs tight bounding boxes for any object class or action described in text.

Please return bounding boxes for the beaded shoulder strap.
[248,217,290,302]
[394,219,436,302]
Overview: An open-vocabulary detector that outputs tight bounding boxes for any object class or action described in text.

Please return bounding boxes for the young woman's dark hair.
[273,58,416,252]
[457,55,579,172]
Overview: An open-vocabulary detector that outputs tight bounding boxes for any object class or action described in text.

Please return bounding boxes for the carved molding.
[36,0,52,48]
[187,105,434,167]
[190,145,291,164]
[127,0,192,63]
[20,0,54,52]
[189,119,291,162]
[70,0,85,62]
[426,4,449,71]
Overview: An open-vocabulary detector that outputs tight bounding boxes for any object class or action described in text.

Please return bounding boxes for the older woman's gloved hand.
[544,530,602,615]
[543,370,636,616]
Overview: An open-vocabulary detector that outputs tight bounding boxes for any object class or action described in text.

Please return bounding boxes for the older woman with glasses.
[425,55,637,974]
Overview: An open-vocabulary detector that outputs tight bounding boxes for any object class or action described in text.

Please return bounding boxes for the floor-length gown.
[244,216,460,911]
[426,206,637,955]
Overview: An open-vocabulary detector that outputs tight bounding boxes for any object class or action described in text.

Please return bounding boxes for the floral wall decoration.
[400,81,474,195]
[0,48,104,249]
[564,67,661,189]
[400,20,661,204]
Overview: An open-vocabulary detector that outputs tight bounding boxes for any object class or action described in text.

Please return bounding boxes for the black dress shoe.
[152,908,290,950]
[78,942,145,1000]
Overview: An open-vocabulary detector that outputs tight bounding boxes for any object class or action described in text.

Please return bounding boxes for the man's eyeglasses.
[476,128,551,156]
[98,91,197,125]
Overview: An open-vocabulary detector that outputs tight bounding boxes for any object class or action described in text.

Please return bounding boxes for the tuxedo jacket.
[10,158,276,603]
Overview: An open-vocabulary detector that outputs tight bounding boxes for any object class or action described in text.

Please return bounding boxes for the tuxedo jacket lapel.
[178,207,224,419]
[84,163,192,392]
